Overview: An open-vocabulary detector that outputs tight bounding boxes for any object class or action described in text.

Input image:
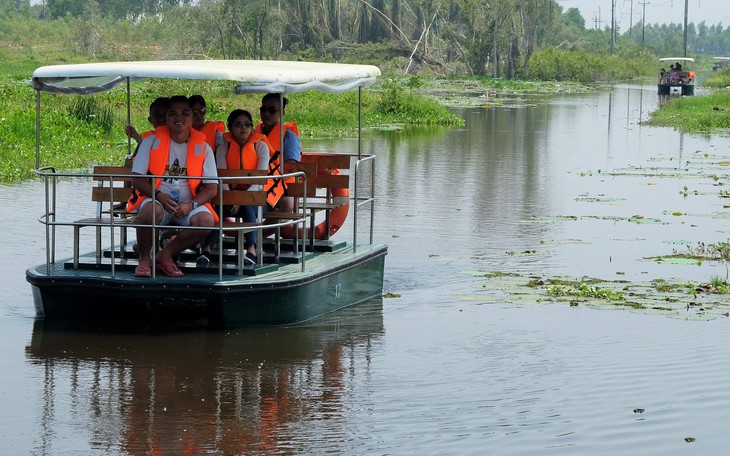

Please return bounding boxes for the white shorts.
[139,198,213,226]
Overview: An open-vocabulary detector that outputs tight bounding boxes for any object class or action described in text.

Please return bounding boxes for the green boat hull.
[27,244,387,327]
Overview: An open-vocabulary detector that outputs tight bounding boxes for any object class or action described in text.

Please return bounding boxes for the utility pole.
[630,0,634,37]
[611,0,616,55]
[640,1,649,44]
[683,0,689,57]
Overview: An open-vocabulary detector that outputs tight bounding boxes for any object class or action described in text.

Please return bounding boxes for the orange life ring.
[281,168,349,240]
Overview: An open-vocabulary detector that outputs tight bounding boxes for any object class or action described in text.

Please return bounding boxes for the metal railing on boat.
[33,153,379,280]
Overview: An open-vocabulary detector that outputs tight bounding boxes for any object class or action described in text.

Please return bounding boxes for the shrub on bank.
[529,48,652,84]
[703,67,730,89]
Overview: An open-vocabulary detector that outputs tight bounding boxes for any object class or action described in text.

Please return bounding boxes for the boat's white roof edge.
[659,57,695,62]
[32,60,381,95]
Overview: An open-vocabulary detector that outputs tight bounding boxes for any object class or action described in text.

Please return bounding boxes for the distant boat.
[657,57,695,96]
[712,56,730,71]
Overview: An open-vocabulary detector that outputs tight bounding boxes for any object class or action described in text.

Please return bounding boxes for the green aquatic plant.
[547,282,625,301]
[651,278,693,293]
[699,276,730,294]
[464,271,730,320]
[375,76,463,126]
[383,293,401,298]
[673,241,730,260]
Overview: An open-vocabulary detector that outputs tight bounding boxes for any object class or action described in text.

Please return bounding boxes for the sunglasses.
[232,121,253,128]
[259,106,278,115]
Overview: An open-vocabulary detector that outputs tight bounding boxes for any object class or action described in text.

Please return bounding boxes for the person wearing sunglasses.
[200,109,274,265]
[255,93,302,213]
[189,94,225,152]
[255,93,302,164]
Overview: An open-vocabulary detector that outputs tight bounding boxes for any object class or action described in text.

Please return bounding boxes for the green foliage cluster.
[374,77,462,125]
[68,98,115,134]
[645,92,730,132]
[702,67,730,88]
[1,0,704,83]
[529,48,656,83]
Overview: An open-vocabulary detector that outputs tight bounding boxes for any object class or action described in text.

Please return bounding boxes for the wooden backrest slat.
[220,190,268,206]
[92,186,132,203]
[315,173,350,189]
[283,162,317,197]
[93,166,135,182]
[300,153,351,169]
[217,168,269,185]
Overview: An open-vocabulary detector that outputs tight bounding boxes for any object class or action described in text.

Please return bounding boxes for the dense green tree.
[5,0,730,80]
[564,7,584,30]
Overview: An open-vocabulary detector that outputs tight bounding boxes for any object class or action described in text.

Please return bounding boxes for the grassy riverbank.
[0,61,464,183]
[0,53,596,183]
[644,91,730,133]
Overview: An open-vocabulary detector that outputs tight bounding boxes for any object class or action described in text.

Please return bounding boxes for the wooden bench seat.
[265,153,352,249]
[73,165,312,274]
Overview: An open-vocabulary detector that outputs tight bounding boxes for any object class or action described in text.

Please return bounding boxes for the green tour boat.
[25,60,387,327]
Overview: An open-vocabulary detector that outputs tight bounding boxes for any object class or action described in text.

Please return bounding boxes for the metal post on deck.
[279,93,285,177]
[353,88,362,251]
[35,91,40,170]
[126,78,132,157]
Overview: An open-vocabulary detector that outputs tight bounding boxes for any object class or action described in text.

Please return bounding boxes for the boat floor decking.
[28,241,387,287]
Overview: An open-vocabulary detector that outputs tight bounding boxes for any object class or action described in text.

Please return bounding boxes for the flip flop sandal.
[156,260,185,277]
[134,259,152,277]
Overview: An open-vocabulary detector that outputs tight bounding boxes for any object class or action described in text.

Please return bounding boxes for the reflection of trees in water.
[26,300,383,455]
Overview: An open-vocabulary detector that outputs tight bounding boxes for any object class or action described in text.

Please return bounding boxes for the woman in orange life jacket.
[256,93,302,213]
[189,94,225,152]
[200,109,273,264]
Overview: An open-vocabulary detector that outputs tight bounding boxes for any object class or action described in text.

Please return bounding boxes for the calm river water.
[3,83,730,455]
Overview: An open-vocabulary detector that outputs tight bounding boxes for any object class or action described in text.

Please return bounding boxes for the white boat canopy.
[659,57,695,63]
[32,60,381,95]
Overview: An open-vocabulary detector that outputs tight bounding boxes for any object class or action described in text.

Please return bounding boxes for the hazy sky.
[557,0,730,29]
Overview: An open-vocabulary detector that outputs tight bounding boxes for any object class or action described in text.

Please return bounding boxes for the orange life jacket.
[198,121,225,150]
[126,126,219,221]
[223,131,283,207]
[255,122,299,155]
[255,122,300,198]
[224,131,268,170]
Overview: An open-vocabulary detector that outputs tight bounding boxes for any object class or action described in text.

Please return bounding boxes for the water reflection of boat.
[25,60,387,327]
[25,298,384,455]
[657,57,695,96]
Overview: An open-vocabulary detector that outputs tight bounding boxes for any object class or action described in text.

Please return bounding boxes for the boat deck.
[28,241,386,287]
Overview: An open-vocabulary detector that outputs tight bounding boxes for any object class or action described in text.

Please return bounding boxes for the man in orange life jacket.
[256,93,302,212]
[127,95,219,278]
[189,94,225,151]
